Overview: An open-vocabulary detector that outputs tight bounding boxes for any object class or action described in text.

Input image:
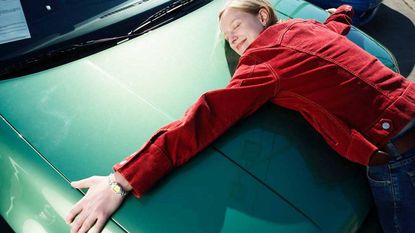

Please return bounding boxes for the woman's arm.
[114,59,279,198]
[66,57,279,233]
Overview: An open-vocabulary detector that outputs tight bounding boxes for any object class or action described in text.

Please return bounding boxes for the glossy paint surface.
[0,115,125,233]
[213,105,372,233]
[0,0,397,232]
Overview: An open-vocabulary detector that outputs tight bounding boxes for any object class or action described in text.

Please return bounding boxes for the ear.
[257,8,269,26]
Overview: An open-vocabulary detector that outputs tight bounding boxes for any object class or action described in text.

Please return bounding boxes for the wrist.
[113,172,133,191]
[108,172,131,196]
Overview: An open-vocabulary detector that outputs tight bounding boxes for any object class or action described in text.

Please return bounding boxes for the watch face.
[111,184,122,194]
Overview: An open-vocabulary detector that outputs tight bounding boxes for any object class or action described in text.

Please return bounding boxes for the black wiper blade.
[72,0,200,47]
[128,0,196,35]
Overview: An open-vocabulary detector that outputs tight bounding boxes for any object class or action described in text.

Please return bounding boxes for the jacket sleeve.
[113,59,279,198]
[324,4,354,35]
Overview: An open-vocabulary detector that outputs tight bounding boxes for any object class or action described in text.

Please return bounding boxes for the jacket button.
[382,122,391,130]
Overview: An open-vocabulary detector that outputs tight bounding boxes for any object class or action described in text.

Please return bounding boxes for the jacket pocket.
[367,166,391,187]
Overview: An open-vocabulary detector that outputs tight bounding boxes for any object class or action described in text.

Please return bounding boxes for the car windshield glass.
[0,0,208,78]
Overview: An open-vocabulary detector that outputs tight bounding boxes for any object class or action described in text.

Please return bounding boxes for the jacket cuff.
[330,4,354,21]
[113,143,173,198]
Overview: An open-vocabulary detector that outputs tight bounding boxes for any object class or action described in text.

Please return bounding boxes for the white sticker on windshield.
[0,0,31,45]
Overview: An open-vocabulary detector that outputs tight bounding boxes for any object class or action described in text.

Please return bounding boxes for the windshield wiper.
[129,0,195,35]
[0,0,211,80]
[71,0,202,47]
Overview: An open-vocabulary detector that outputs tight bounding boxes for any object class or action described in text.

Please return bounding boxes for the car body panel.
[213,105,372,233]
[0,0,396,232]
[0,116,124,233]
[112,147,324,233]
[0,114,324,233]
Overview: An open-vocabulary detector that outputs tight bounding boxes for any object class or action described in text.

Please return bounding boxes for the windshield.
[0,0,174,62]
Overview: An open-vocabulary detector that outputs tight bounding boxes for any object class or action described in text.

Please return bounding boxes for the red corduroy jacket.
[114,5,415,198]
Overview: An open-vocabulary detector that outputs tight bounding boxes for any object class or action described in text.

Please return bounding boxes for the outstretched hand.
[66,175,127,233]
[325,8,337,15]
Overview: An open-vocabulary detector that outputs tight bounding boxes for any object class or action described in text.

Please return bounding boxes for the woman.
[66,1,415,233]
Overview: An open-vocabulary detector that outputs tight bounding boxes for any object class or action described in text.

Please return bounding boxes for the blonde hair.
[218,0,278,28]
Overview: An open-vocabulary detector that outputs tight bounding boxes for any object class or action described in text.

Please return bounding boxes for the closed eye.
[223,21,241,42]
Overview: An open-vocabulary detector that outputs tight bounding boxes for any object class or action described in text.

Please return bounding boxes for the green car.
[0,0,398,232]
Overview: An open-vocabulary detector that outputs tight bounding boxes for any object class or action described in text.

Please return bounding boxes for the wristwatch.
[108,173,128,196]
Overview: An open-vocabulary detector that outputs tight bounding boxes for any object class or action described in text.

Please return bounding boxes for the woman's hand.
[325,8,337,15]
[66,174,130,233]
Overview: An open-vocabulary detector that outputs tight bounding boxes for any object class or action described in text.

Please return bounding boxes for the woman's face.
[219,7,267,55]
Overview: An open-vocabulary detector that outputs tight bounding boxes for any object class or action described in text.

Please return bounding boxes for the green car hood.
[1,0,395,232]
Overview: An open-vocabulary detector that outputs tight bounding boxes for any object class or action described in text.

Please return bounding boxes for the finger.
[71,211,89,233]
[78,215,97,233]
[325,8,337,14]
[66,201,83,224]
[93,217,107,233]
[71,176,99,189]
